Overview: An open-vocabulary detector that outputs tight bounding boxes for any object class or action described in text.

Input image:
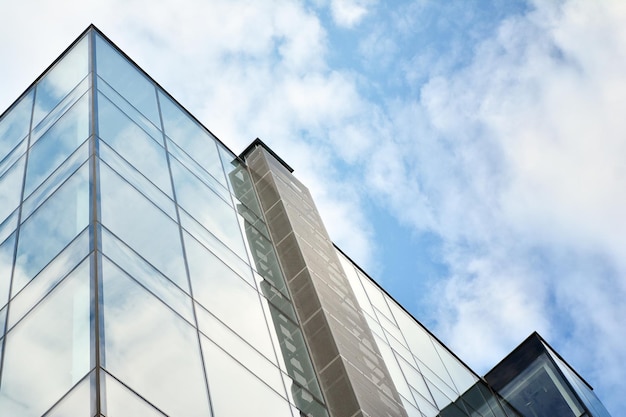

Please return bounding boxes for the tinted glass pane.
[102,258,210,417]
[0,265,90,417]
[0,156,25,226]
[13,166,89,296]
[100,163,186,288]
[201,337,293,417]
[98,93,171,196]
[25,93,89,197]
[0,90,33,162]
[184,232,275,360]
[95,35,160,126]
[158,91,226,185]
[33,36,89,127]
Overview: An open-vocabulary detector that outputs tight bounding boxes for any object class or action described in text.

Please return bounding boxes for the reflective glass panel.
[25,93,89,197]
[0,233,16,310]
[158,91,226,186]
[100,163,186,288]
[43,372,92,417]
[0,155,25,226]
[32,35,88,127]
[101,226,193,322]
[184,232,275,360]
[98,93,172,196]
[0,90,33,162]
[8,232,89,332]
[13,166,88,296]
[201,337,293,417]
[104,372,167,417]
[95,35,160,126]
[102,258,211,417]
[171,157,246,257]
[0,265,90,417]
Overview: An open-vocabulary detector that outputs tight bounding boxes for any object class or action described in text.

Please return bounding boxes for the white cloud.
[330,0,375,28]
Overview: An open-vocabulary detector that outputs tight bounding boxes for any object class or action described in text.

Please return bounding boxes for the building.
[0,25,611,417]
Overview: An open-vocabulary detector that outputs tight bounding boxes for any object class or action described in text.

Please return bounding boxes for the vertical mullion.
[88,28,105,417]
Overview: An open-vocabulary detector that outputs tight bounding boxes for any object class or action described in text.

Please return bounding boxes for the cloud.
[329,0,375,28]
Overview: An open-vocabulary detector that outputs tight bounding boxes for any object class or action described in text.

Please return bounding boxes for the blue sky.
[1,0,624,414]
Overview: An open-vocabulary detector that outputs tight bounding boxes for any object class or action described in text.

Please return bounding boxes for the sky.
[0,0,624,414]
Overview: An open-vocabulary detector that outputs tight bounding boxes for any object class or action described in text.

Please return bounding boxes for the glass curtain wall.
[0,27,328,417]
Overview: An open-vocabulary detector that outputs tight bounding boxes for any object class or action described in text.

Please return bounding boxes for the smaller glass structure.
[485,333,611,417]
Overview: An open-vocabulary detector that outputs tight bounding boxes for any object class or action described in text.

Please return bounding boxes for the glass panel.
[43,372,92,417]
[98,76,162,142]
[167,137,230,202]
[0,211,18,247]
[25,92,89,197]
[181,213,254,285]
[158,91,226,186]
[201,336,293,417]
[97,93,172,196]
[95,35,160,126]
[0,156,25,227]
[104,372,167,417]
[99,141,175,219]
[0,90,33,162]
[0,233,16,310]
[8,232,89,331]
[171,157,246,256]
[102,258,211,417]
[101,226,193,323]
[0,265,90,417]
[375,334,414,402]
[196,304,285,394]
[185,232,275,359]
[13,166,88,296]
[398,355,436,408]
[100,163,186,288]
[32,35,88,127]
[21,144,89,221]
[433,343,478,395]
[0,138,26,179]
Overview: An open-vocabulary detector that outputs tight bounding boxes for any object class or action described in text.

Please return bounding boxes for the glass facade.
[0,26,612,417]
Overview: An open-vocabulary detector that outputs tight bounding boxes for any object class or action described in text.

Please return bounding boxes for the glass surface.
[20,145,89,221]
[32,35,88,127]
[374,334,415,403]
[100,163,187,288]
[167,137,230,202]
[0,233,16,310]
[98,93,172,196]
[0,265,90,417]
[196,306,285,395]
[158,91,226,185]
[0,211,18,247]
[25,93,89,197]
[99,141,176,220]
[201,336,294,417]
[0,155,25,227]
[0,90,33,162]
[397,355,437,409]
[95,34,160,126]
[337,253,376,317]
[0,137,26,179]
[101,226,193,323]
[8,232,89,332]
[13,166,89,296]
[185,232,276,360]
[102,258,211,417]
[43,372,92,417]
[433,342,478,395]
[98,76,162,142]
[180,212,254,284]
[171,157,246,257]
[104,372,167,417]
